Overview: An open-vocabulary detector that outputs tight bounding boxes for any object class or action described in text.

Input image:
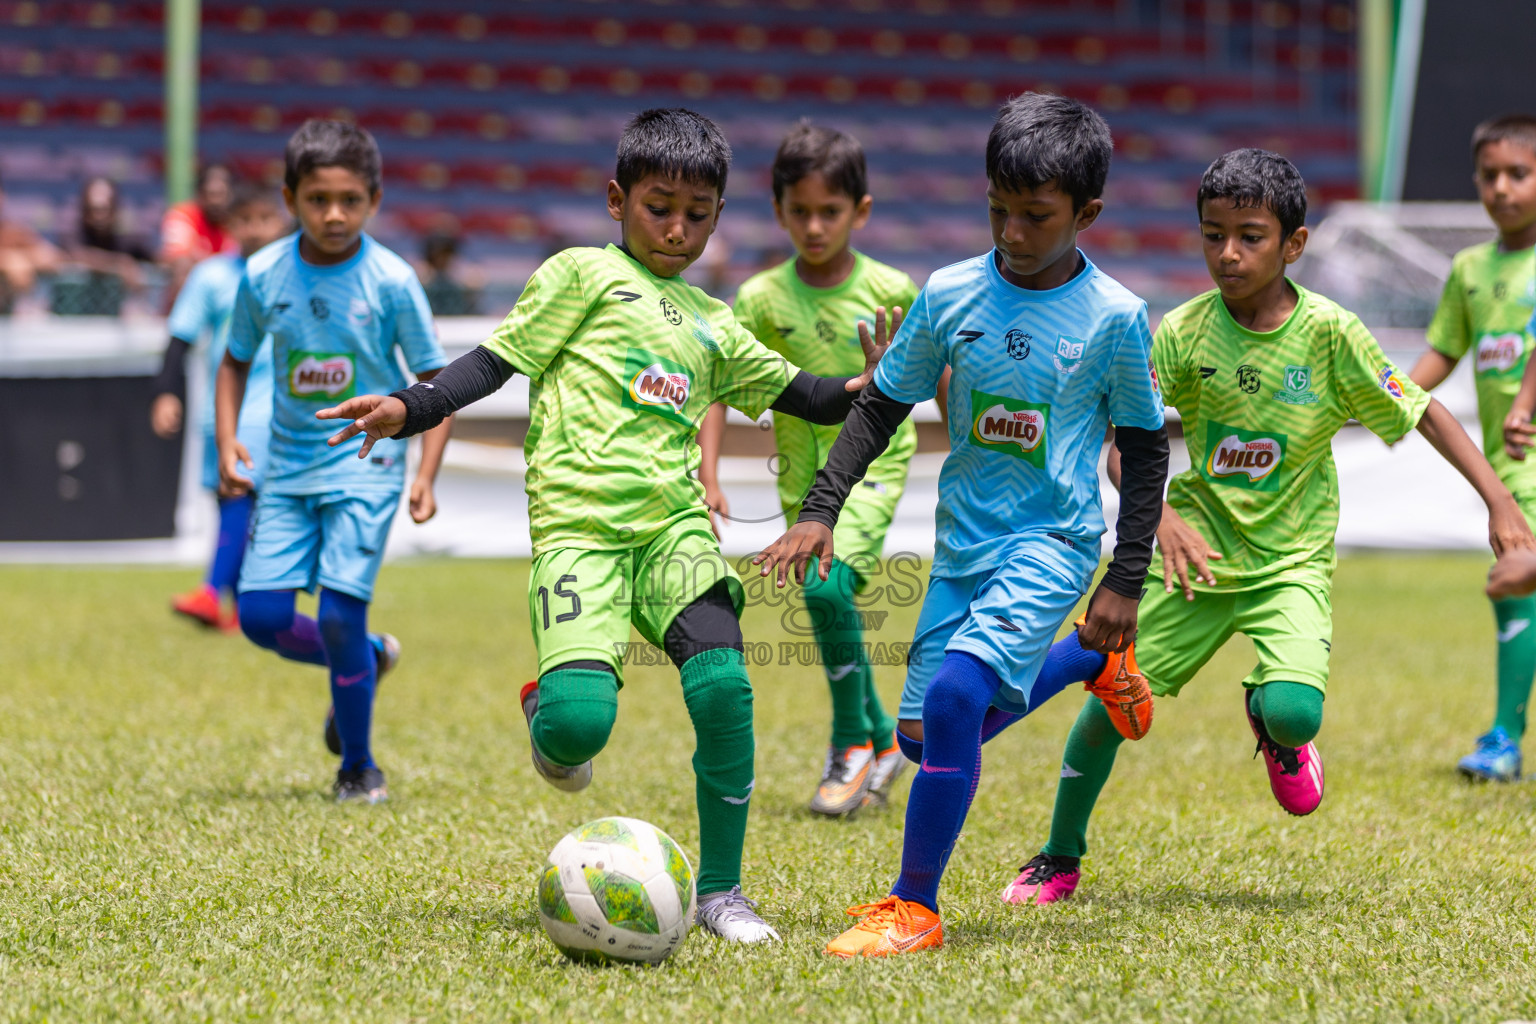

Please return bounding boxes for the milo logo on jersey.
[1202,420,1287,491]
[1475,332,1526,376]
[287,352,356,400]
[968,389,1049,467]
[622,348,693,426]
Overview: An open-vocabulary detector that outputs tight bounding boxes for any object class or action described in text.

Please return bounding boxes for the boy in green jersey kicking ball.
[996,149,1534,905]
[700,122,936,816]
[316,108,900,943]
[1408,115,1536,782]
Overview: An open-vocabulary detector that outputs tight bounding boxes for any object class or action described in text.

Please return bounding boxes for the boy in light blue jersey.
[217,119,452,804]
[153,185,289,632]
[756,93,1170,956]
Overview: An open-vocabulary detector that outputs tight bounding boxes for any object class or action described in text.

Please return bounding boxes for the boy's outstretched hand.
[847,306,903,391]
[1488,548,1536,598]
[753,521,834,588]
[316,395,408,457]
[1156,505,1221,600]
[1077,585,1138,654]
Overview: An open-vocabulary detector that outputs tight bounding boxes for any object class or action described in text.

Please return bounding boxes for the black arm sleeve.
[768,370,860,425]
[796,382,915,530]
[390,344,515,438]
[153,336,192,399]
[1099,424,1171,599]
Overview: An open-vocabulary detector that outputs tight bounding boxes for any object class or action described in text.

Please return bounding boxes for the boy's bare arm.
[407,367,454,524]
[696,403,730,539]
[1408,349,1458,391]
[1418,397,1534,555]
[215,352,254,496]
[1504,351,1536,459]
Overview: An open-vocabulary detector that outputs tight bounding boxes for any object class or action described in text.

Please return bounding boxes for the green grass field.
[2,555,1534,1022]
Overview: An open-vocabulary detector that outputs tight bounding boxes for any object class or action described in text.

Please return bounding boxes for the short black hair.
[1473,114,1536,161]
[1197,148,1308,238]
[284,119,382,195]
[771,121,868,203]
[615,108,731,196]
[986,92,1112,210]
[228,181,280,215]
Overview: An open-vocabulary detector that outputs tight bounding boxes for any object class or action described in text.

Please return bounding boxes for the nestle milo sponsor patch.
[287,352,356,400]
[969,389,1049,467]
[622,348,693,426]
[1202,420,1287,491]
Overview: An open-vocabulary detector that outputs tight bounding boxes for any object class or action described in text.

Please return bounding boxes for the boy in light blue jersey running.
[217,119,453,804]
[756,93,1170,956]
[153,185,289,632]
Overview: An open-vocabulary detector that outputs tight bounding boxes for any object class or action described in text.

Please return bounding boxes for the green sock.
[804,559,891,749]
[532,667,618,767]
[1041,697,1124,859]
[1493,596,1536,739]
[678,648,755,896]
[1248,681,1324,748]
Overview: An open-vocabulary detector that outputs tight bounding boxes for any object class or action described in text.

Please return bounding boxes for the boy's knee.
[1258,683,1324,748]
[534,665,619,766]
[237,590,290,645]
[896,719,924,763]
[925,660,993,725]
[680,651,753,722]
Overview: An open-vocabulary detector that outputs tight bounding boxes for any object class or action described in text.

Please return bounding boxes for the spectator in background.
[160,163,234,308]
[56,177,155,312]
[0,170,62,314]
[417,231,480,315]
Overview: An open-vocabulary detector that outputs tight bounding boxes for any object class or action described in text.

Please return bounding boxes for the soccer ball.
[537,816,696,965]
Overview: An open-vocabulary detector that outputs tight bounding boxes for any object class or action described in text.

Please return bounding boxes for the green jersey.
[1156,284,1430,591]
[734,252,920,511]
[484,245,798,555]
[1426,241,1536,493]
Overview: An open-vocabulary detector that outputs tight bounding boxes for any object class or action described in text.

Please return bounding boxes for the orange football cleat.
[1080,638,1154,741]
[824,896,943,958]
[172,584,223,629]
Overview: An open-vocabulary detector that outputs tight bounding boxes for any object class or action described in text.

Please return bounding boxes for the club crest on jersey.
[968,388,1048,467]
[1273,364,1319,405]
[1201,420,1287,491]
[622,348,692,425]
[287,352,356,400]
[1475,332,1524,375]
[691,312,720,353]
[1377,364,1406,399]
[1052,335,1086,374]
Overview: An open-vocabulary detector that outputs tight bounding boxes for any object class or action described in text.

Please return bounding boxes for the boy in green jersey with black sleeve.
[1409,115,1536,782]
[316,108,900,944]
[701,122,929,817]
[999,149,1533,907]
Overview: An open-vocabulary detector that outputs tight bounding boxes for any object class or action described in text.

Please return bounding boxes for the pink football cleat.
[1243,691,1325,816]
[1001,854,1081,905]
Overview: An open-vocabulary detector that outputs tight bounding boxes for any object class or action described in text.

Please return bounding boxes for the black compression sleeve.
[769,370,860,425]
[1100,424,1170,599]
[153,337,192,399]
[390,345,515,438]
[797,382,914,529]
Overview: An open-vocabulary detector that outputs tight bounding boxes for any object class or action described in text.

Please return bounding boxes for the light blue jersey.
[875,249,1164,585]
[228,233,446,495]
[168,252,275,491]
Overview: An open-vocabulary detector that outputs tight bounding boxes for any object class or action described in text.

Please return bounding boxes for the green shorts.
[1136,574,1333,697]
[528,513,744,681]
[783,473,905,589]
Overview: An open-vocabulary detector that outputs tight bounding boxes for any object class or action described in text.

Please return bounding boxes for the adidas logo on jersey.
[628,362,691,415]
[288,353,356,399]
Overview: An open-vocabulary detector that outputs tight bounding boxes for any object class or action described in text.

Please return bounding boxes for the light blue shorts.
[899,553,1089,719]
[238,489,399,602]
[200,423,272,493]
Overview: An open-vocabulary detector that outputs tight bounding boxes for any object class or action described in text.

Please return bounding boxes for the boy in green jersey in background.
[701,123,942,816]
[1409,115,1536,782]
[318,108,900,943]
[999,149,1533,907]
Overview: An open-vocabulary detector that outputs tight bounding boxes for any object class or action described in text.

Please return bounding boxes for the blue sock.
[207,494,255,594]
[893,635,1105,765]
[238,590,327,667]
[890,651,1000,913]
[319,589,377,771]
